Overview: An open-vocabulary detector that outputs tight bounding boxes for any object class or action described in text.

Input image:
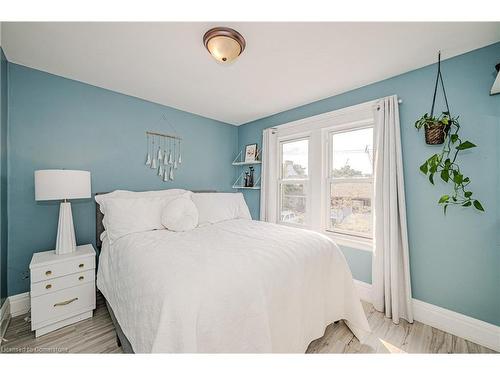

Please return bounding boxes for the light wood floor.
[1,292,495,354]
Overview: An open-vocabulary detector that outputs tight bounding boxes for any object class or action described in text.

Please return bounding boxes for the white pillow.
[95,188,188,215]
[105,188,188,199]
[98,192,191,243]
[161,197,199,232]
[192,193,251,225]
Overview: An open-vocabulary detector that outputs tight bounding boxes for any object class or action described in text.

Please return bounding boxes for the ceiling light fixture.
[203,27,246,63]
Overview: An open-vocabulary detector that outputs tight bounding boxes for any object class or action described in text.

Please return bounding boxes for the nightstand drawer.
[31,282,95,329]
[30,255,95,283]
[31,269,95,297]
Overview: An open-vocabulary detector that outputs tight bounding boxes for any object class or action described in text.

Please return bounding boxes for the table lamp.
[34,170,91,255]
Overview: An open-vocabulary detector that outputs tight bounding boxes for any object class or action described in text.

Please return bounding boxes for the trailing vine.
[415,52,484,214]
[415,112,484,214]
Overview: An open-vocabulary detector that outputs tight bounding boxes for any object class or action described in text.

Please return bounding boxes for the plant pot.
[424,122,447,145]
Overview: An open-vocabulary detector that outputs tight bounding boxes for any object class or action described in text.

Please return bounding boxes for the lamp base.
[55,202,76,255]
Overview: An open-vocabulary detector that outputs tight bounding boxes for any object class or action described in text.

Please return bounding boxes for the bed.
[95,191,370,353]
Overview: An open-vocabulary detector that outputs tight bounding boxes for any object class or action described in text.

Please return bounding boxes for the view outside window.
[329,128,373,238]
[279,139,308,225]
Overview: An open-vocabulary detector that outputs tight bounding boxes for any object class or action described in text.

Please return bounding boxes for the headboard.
[95,192,107,250]
[95,190,216,250]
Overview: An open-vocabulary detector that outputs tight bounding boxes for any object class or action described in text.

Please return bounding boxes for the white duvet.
[97,219,370,353]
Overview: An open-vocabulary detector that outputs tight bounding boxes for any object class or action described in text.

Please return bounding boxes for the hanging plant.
[415,52,484,214]
[414,112,450,145]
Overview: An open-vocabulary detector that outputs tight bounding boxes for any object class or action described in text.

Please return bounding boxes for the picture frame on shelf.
[244,143,258,162]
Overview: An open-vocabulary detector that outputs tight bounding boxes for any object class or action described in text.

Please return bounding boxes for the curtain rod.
[376,98,403,110]
[377,98,403,105]
[269,97,403,133]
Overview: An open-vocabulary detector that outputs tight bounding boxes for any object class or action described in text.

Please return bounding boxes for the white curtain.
[372,95,413,324]
[260,128,277,222]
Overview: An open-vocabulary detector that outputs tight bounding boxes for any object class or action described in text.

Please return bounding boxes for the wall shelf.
[232,171,261,190]
[232,149,261,165]
[232,185,261,190]
[232,148,261,191]
[232,161,262,166]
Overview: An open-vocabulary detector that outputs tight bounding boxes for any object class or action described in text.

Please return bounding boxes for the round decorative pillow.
[161,197,199,232]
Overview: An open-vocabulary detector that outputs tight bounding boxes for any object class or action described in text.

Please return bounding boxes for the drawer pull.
[54,297,78,307]
[79,263,84,268]
[45,284,52,289]
[78,276,84,281]
[45,270,52,276]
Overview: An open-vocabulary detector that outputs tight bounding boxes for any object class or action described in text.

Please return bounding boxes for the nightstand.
[29,244,96,337]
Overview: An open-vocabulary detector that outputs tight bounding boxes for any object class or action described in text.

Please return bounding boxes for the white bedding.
[97,219,370,353]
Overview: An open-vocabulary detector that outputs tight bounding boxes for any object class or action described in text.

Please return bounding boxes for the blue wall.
[238,42,500,325]
[3,42,499,326]
[6,63,238,296]
[0,48,8,308]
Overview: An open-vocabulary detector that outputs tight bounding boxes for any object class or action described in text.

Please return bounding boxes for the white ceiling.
[2,22,499,125]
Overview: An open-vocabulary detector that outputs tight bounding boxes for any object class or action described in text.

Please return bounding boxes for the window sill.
[324,232,373,252]
[276,223,373,252]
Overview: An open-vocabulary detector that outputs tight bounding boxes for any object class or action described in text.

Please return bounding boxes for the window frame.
[323,123,374,249]
[266,99,378,252]
[277,135,311,228]
[327,178,374,238]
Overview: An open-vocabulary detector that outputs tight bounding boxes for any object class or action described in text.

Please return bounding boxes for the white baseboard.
[412,298,500,353]
[353,279,500,352]
[0,298,11,345]
[8,292,30,317]
[353,279,372,303]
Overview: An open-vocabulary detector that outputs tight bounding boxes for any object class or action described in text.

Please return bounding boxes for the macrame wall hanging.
[414,52,484,213]
[145,116,182,182]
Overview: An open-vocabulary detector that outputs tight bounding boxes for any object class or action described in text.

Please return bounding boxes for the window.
[266,100,377,250]
[327,127,373,239]
[278,138,309,225]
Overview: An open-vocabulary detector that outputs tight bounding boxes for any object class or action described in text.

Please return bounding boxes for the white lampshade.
[35,170,91,201]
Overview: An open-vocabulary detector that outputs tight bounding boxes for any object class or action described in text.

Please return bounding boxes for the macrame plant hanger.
[430,51,451,119]
[424,51,452,145]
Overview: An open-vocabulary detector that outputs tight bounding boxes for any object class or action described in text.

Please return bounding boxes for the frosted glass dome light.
[203,27,246,63]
